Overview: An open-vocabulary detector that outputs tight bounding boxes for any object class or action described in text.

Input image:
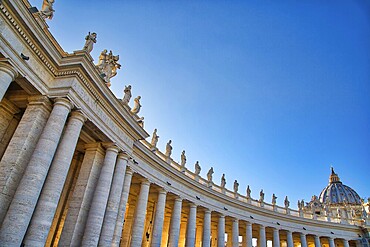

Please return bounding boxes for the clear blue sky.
[30,0,370,208]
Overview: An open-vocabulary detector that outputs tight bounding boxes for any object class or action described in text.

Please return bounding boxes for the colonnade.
[0,63,363,247]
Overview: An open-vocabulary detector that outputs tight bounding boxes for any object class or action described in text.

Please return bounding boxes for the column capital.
[125,166,134,175]
[139,178,151,186]
[0,98,20,114]
[70,110,87,123]
[204,208,212,214]
[117,151,130,160]
[157,187,167,194]
[189,202,197,208]
[174,196,183,203]
[0,62,18,80]
[54,97,74,111]
[246,221,252,226]
[102,143,120,153]
[27,95,52,111]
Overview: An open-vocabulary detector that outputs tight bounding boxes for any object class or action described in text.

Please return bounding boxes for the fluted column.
[185,203,197,247]
[314,236,321,247]
[150,188,167,247]
[168,197,183,247]
[24,110,87,246]
[286,231,294,247]
[0,62,18,101]
[217,214,225,247]
[59,143,105,247]
[258,225,266,247]
[81,144,120,246]
[273,228,280,247]
[343,239,349,247]
[129,179,151,246]
[232,218,239,247]
[111,167,134,247]
[328,237,335,247]
[99,153,129,246]
[246,222,253,247]
[0,96,51,225]
[202,209,211,247]
[0,97,73,246]
[300,233,307,247]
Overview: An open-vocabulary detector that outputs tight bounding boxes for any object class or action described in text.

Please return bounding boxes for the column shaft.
[168,197,183,247]
[273,229,280,247]
[0,96,51,225]
[81,145,120,246]
[259,225,266,247]
[23,111,86,246]
[328,238,335,247]
[129,180,151,246]
[246,222,253,247]
[150,189,167,247]
[314,236,321,247]
[286,231,294,247]
[0,98,73,246]
[300,233,307,247]
[185,203,197,247]
[111,167,133,247]
[232,219,239,247]
[202,209,211,247]
[0,62,18,101]
[343,239,349,247]
[217,215,225,247]
[99,153,128,246]
[0,98,20,158]
[58,143,105,247]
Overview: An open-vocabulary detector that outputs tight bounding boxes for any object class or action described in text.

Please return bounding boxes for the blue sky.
[31,0,370,207]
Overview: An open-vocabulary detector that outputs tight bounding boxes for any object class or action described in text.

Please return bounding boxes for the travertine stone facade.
[0,1,368,247]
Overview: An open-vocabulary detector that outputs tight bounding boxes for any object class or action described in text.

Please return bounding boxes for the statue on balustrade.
[207,167,214,183]
[122,85,132,104]
[194,161,201,175]
[40,0,55,19]
[220,174,226,188]
[233,180,239,194]
[96,49,121,85]
[83,32,97,53]
[259,189,264,202]
[284,196,290,208]
[165,140,172,157]
[180,150,186,167]
[131,96,142,114]
[246,185,251,198]
[151,129,159,148]
[272,193,277,205]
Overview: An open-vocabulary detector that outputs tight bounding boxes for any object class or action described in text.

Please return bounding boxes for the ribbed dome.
[319,168,362,205]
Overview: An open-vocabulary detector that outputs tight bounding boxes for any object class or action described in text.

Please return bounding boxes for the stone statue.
[96,49,121,85]
[150,129,159,148]
[233,180,239,194]
[259,189,264,202]
[165,140,172,157]
[131,96,141,114]
[83,32,97,53]
[207,167,214,183]
[301,199,305,209]
[272,194,277,205]
[180,150,186,167]
[40,0,55,19]
[298,200,301,210]
[220,174,226,188]
[122,85,132,104]
[284,196,290,208]
[246,185,251,198]
[194,161,201,175]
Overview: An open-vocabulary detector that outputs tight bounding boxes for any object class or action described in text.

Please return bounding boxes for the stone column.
[185,203,197,247]
[99,153,129,246]
[246,222,253,247]
[217,214,225,247]
[24,110,87,246]
[0,96,51,225]
[356,240,362,247]
[81,144,120,246]
[0,97,73,246]
[0,98,20,158]
[202,209,212,247]
[343,239,349,247]
[328,237,335,247]
[111,167,134,247]
[168,197,183,247]
[300,233,307,247]
[129,179,151,246]
[314,235,321,247]
[150,188,167,247]
[286,231,294,247]
[259,225,266,247]
[59,143,105,247]
[273,228,280,247]
[0,62,18,102]
[232,218,239,247]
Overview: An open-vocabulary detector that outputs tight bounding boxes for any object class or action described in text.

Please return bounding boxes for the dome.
[319,168,362,205]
